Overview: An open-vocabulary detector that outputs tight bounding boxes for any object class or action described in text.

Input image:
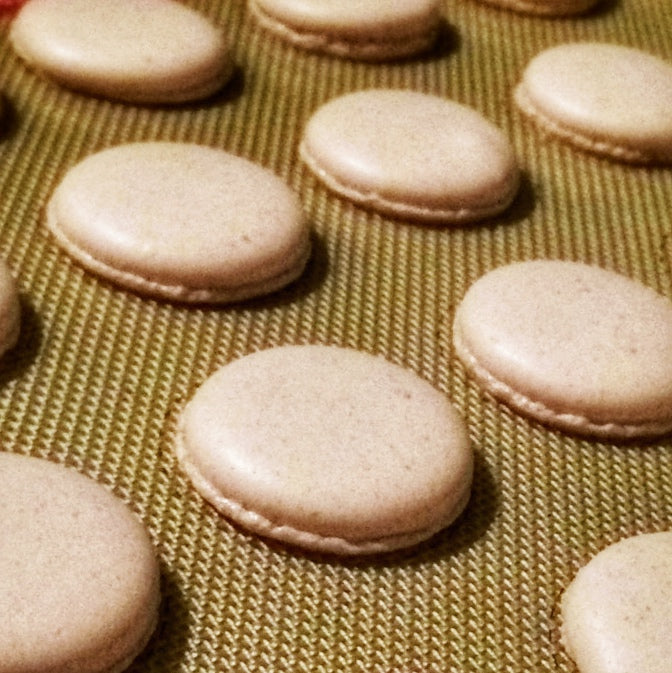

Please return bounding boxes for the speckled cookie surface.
[0,452,160,673]
[176,345,473,555]
[300,89,519,224]
[561,532,672,673]
[515,43,672,163]
[248,0,441,60]
[9,0,233,103]
[46,142,311,304]
[0,258,20,359]
[453,260,672,438]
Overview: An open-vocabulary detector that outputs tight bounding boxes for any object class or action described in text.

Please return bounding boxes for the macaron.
[45,142,311,304]
[470,0,599,16]
[561,531,672,673]
[248,0,442,61]
[300,89,519,224]
[176,345,473,555]
[515,43,672,164]
[0,452,160,673]
[9,0,233,104]
[453,260,672,438]
[0,259,20,359]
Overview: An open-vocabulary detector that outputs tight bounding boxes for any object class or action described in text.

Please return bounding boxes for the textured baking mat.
[1,0,672,671]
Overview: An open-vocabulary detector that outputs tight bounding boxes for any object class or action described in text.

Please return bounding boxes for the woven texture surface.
[1,0,672,671]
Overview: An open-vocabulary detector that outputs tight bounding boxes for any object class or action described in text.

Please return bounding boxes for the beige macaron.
[0,259,20,359]
[248,0,442,61]
[515,43,672,163]
[453,260,672,439]
[561,531,672,673]
[0,452,160,673]
[300,89,519,224]
[45,142,311,304]
[176,345,473,555]
[470,0,600,16]
[9,0,233,104]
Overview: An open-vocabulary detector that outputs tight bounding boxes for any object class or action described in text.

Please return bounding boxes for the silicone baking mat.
[1,1,671,671]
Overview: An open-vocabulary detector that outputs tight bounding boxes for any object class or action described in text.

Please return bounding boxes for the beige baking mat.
[1,0,672,671]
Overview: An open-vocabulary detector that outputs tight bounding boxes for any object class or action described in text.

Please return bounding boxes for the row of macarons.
[5,0,611,105]
[4,263,672,673]
[5,39,672,307]
[6,0,672,164]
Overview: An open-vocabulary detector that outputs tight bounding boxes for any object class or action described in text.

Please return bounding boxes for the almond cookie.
[10,0,233,103]
[515,43,672,163]
[471,0,599,16]
[453,260,672,438]
[561,531,672,673]
[176,345,473,555]
[0,452,160,673]
[300,89,519,224]
[46,143,311,304]
[248,0,442,61]
[0,259,20,359]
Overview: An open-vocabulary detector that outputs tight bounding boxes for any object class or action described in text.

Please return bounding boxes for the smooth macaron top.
[515,43,672,163]
[453,260,672,438]
[301,89,519,223]
[46,142,310,303]
[561,532,672,673]
[0,452,160,673]
[249,0,441,60]
[177,345,473,555]
[10,0,233,103]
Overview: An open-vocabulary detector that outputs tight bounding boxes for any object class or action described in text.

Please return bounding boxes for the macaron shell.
[46,143,310,303]
[515,43,672,163]
[176,345,473,555]
[453,260,672,438]
[474,0,599,16]
[300,90,519,223]
[0,259,20,358]
[249,0,441,60]
[561,532,672,673]
[10,0,233,103]
[0,452,160,673]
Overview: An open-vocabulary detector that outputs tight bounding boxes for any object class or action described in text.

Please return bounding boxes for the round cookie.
[9,0,233,104]
[471,0,599,16]
[561,532,672,673]
[300,89,519,224]
[452,260,672,438]
[45,142,311,304]
[0,452,160,673]
[248,0,441,61]
[0,258,20,359]
[176,345,473,555]
[515,43,672,163]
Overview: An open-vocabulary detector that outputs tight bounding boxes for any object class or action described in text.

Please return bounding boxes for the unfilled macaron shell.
[0,258,20,359]
[248,0,441,61]
[453,260,672,438]
[300,89,519,223]
[46,142,311,304]
[10,0,233,103]
[515,43,672,163]
[176,345,473,555]
[0,452,160,673]
[561,532,672,673]
[471,0,599,16]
